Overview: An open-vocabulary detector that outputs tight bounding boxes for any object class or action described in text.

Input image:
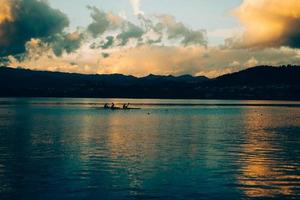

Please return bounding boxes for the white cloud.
[130,0,144,16]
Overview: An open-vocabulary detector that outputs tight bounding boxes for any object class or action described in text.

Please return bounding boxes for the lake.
[0,98,299,200]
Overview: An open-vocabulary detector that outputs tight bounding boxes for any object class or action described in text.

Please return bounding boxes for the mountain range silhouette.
[1,65,300,100]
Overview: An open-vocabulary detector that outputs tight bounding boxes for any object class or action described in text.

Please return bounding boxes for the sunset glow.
[1,0,300,77]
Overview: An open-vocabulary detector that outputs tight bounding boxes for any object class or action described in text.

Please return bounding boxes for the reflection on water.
[0,98,299,200]
[238,108,300,198]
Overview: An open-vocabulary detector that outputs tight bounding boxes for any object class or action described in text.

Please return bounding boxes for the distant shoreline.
[1,65,300,100]
[1,97,300,102]
[1,98,300,108]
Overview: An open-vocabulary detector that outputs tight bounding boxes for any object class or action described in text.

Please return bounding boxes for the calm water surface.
[0,98,299,200]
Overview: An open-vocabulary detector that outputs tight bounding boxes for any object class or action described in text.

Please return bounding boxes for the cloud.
[7,42,104,74]
[155,15,207,46]
[87,6,124,38]
[117,22,145,45]
[8,42,300,78]
[0,0,69,56]
[130,0,144,16]
[244,57,258,68]
[0,1,208,61]
[100,36,115,49]
[87,6,110,37]
[85,9,207,48]
[0,0,13,23]
[208,27,243,41]
[5,1,300,78]
[232,0,300,48]
[86,6,146,46]
[51,31,85,56]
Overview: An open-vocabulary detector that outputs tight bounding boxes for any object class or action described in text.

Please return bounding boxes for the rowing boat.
[100,107,141,110]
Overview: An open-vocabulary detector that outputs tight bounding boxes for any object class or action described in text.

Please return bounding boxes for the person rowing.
[123,103,130,109]
[111,103,115,109]
[104,103,109,109]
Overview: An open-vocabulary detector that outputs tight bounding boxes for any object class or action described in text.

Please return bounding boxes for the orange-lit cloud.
[7,41,300,78]
[0,0,12,22]
[0,0,13,47]
[3,0,300,77]
[0,0,69,56]
[233,0,300,48]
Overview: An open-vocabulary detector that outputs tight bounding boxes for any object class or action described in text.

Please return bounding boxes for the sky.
[48,0,242,45]
[1,0,300,77]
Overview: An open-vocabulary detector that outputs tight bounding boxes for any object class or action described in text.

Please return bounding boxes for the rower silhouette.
[123,103,130,109]
[111,103,115,109]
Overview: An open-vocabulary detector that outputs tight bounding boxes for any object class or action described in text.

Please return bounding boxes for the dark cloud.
[89,36,115,50]
[117,22,144,45]
[156,15,207,46]
[87,6,110,37]
[278,19,300,48]
[102,52,110,58]
[86,6,145,47]
[101,36,114,49]
[86,10,207,48]
[87,6,124,38]
[146,37,163,45]
[51,31,85,56]
[0,1,208,65]
[0,0,69,56]
[181,30,208,46]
